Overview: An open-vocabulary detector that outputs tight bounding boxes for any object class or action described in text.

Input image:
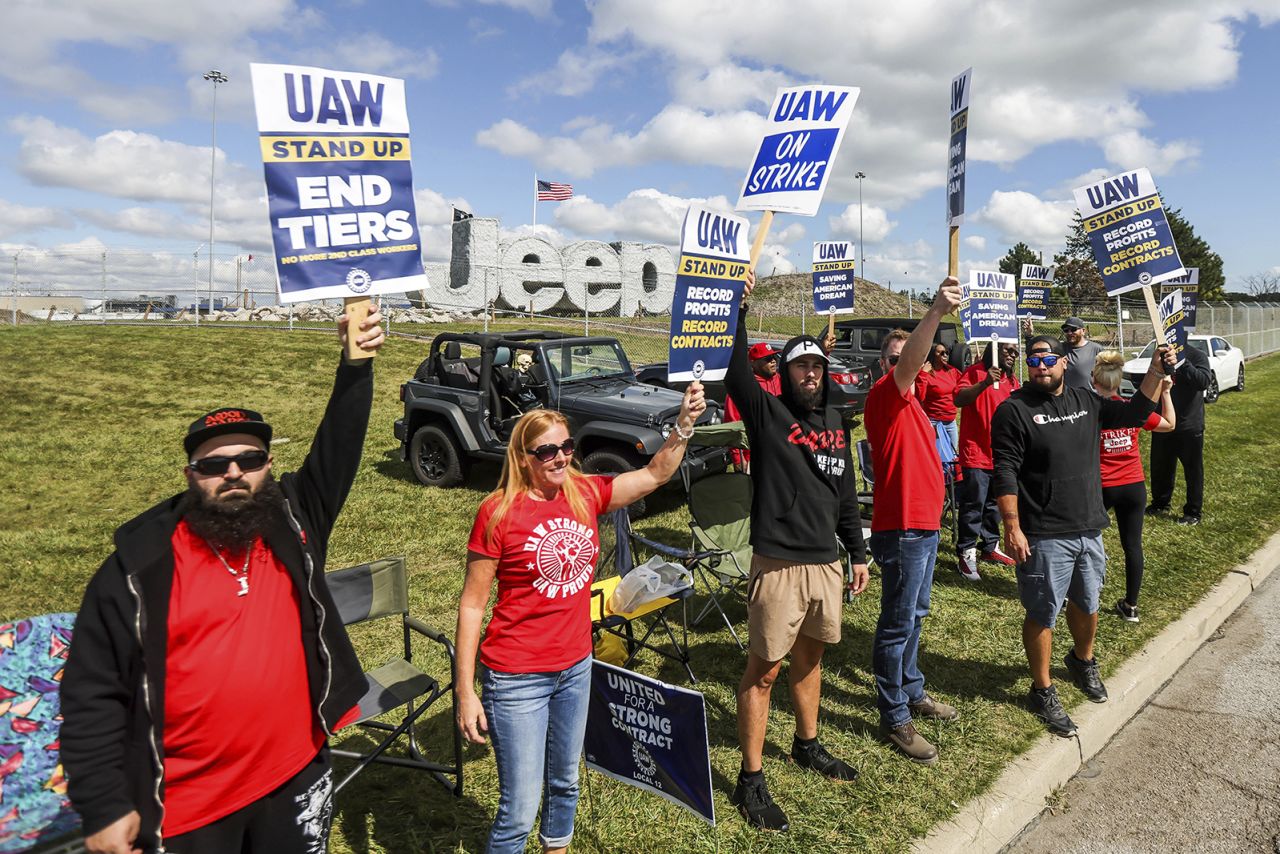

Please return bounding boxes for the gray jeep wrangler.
[394,330,727,499]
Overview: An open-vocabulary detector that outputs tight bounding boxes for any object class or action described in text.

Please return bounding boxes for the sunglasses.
[886,354,900,365]
[527,438,575,463]
[189,449,269,476]
[1026,354,1061,368]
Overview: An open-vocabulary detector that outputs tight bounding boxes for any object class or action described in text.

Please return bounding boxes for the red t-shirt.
[1100,399,1162,487]
[865,373,944,532]
[913,365,962,422]
[956,365,1020,470]
[163,521,326,836]
[468,476,614,673]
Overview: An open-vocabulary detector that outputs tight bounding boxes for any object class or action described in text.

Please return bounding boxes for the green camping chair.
[327,556,463,797]
[684,470,753,650]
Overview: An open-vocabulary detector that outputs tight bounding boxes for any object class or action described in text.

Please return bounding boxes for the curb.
[913,527,1280,854]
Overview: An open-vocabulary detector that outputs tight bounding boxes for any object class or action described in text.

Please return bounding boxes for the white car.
[1120,334,1246,402]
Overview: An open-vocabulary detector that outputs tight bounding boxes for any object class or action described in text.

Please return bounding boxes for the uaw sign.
[963,270,1018,343]
[251,63,428,302]
[1073,167,1185,297]
[947,68,972,226]
[811,240,856,315]
[1157,288,1191,368]
[1018,263,1054,320]
[583,661,715,825]
[1161,267,1199,329]
[668,206,750,383]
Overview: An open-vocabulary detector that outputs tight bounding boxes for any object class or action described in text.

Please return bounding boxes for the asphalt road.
[1008,569,1280,854]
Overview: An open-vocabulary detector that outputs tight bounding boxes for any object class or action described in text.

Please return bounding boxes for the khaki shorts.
[746,554,843,662]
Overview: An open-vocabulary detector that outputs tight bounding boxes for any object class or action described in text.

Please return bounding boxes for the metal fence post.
[100,250,107,324]
[1116,297,1124,350]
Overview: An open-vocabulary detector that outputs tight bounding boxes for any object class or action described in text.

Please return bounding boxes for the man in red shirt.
[952,341,1020,580]
[724,341,781,470]
[63,313,384,854]
[864,276,962,766]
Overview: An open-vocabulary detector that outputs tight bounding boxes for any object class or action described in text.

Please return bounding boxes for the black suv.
[830,317,971,380]
[394,330,727,493]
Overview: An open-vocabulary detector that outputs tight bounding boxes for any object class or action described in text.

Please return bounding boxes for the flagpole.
[533,172,537,227]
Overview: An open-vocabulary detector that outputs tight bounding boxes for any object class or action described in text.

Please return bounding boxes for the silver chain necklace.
[205,540,251,597]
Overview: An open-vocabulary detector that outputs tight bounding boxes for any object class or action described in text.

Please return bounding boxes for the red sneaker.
[981,547,1017,567]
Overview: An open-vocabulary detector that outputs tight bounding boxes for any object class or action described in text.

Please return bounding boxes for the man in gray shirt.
[1061,316,1104,389]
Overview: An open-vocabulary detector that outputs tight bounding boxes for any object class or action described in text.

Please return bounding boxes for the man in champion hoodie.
[724,271,869,833]
[992,334,1174,737]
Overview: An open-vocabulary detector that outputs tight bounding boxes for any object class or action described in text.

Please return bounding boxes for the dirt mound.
[756,273,929,317]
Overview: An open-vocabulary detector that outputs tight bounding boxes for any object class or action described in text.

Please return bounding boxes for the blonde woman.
[455,384,704,854]
[1093,351,1175,623]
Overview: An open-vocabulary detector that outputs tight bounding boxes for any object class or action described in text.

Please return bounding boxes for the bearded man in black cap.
[62,311,385,854]
[723,271,869,833]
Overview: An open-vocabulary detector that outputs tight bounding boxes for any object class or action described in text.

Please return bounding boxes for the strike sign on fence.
[667,205,750,383]
[812,241,856,315]
[251,63,428,303]
[737,85,859,217]
[1072,167,1185,297]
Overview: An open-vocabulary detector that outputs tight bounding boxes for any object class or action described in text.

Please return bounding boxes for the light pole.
[855,171,866,281]
[203,69,228,312]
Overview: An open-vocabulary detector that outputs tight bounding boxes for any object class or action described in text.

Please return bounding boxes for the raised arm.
[608,382,706,510]
[891,277,962,395]
[1103,344,1170,429]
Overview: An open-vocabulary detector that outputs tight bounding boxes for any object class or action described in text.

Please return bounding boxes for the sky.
[1,0,1278,296]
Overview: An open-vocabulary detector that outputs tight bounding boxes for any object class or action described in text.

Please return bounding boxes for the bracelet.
[675,423,695,440]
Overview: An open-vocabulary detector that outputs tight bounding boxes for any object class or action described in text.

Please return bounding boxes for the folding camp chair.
[327,557,463,796]
[684,470,753,650]
[591,509,698,682]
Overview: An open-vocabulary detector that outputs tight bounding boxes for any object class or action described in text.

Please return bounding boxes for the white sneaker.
[957,548,982,581]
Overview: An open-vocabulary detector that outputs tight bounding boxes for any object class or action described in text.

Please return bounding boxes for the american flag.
[536,179,574,201]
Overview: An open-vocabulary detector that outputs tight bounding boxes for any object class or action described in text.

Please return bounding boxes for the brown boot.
[908,693,958,721]
[879,720,939,766]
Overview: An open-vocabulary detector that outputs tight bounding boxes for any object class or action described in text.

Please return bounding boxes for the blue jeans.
[870,530,940,728]
[481,655,592,853]
[957,467,1000,553]
[931,419,958,464]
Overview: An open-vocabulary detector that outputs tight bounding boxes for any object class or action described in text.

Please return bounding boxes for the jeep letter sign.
[251,62,428,302]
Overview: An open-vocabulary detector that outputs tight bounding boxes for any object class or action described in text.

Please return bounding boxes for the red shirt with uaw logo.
[865,373,944,532]
[1099,398,1162,487]
[468,476,613,673]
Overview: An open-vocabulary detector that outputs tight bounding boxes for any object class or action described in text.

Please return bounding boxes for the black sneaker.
[731,771,789,831]
[1064,650,1108,703]
[791,736,858,782]
[1177,514,1201,526]
[1144,504,1170,517]
[1115,599,1139,623]
[1027,685,1077,737]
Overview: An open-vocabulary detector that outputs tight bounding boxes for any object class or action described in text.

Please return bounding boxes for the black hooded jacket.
[60,360,373,851]
[725,314,866,564]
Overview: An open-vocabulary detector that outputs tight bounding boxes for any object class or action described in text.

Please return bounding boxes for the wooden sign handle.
[1140,284,1175,375]
[948,225,960,278]
[344,296,375,361]
[749,210,775,270]
[827,308,836,341]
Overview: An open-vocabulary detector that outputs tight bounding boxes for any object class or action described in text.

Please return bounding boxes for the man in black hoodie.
[62,311,384,854]
[992,334,1173,737]
[1146,341,1212,525]
[724,272,869,832]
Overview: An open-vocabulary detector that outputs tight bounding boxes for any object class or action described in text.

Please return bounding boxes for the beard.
[791,383,823,411]
[1030,372,1064,394]
[179,475,287,551]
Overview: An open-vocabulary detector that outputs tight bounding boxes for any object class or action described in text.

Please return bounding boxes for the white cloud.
[329,33,440,80]
[554,187,736,243]
[964,235,987,251]
[0,200,63,237]
[1101,130,1200,174]
[509,47,636,97]
[669,63,795,111]
[757,245,795,277]
[828,203,895,243]
[972,190,1076,252]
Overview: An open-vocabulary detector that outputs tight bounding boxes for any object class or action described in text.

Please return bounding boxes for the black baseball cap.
[184,408,273,457]
[1026,335,1066,356]
[1061,316,1086,331]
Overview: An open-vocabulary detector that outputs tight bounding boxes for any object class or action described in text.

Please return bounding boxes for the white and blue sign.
[811,241,856,315]
[1157,288,1190,368]
[1161,267,1199,329]
[668,205,750,383]
[946,68,972,226]
[963,270,1018,343]
[1018,263,1054,320]
[251,63,428,302]
[1072,167,1185,298]
[583,661,715,826]
[737,85,859,217]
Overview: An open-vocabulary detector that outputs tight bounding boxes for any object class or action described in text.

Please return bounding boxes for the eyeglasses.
[527,438,575,463]
[886,354,900,365]
[189,450,269,476]
[1026,354,1061,368]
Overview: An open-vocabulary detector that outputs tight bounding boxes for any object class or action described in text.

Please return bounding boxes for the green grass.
[3,324,1278,853]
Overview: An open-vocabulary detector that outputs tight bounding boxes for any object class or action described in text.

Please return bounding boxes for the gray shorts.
[1016,533,1106,628]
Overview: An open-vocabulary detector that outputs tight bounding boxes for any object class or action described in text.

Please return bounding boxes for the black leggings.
[1103,481,1146,605]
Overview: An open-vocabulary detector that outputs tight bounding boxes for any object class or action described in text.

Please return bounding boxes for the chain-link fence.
[7,247,1280,365]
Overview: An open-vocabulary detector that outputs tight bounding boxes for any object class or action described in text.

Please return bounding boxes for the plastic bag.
[607,556,693,613]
